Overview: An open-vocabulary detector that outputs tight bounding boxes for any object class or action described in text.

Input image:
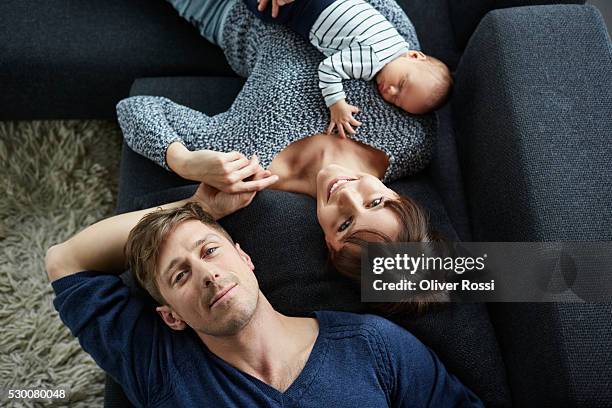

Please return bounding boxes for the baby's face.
[376,51,437,114]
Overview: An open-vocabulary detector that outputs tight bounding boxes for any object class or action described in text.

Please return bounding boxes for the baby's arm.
[317,55,349,109]
[318,43,379,105]
[319,45,380,137]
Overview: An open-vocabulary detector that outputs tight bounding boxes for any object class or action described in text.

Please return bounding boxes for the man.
[46,182,482,407]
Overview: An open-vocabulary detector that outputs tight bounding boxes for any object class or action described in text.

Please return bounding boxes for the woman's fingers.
[224,153,250,173]
[235,173,279,193]
[258,0,290,17]
[252,167,271,181]
[234,167,274,206]
[225,151,244,161]
[231,155,261,183]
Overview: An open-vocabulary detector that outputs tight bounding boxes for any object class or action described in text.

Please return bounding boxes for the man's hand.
[327,99,362,138]
[257,0,294,18]
[180,149,278,193]
[192,167,273,220]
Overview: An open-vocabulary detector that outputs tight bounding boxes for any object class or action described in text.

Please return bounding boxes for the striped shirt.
[309,0,411,107]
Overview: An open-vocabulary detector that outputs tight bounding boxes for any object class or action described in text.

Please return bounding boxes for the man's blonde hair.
[124,202,232,305]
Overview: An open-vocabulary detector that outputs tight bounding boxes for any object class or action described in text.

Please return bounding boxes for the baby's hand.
[327,99,362,138]
[257,0,295,18]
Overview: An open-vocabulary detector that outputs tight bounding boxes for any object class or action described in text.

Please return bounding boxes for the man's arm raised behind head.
[45,195,202,407]
[45,198,192,282]
[44,179,267,282]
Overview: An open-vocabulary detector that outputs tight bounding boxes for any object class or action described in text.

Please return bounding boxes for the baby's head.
[376,50,452,114]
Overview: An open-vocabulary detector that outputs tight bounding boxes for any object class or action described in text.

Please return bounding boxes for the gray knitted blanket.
[117,0,436,182]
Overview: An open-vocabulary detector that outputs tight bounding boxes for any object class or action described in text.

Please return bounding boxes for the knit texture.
[117,0,436,183]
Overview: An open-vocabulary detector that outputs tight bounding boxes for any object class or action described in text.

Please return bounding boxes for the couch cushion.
[391,0,471,239]
[0,0,235,120]
[453,4,612,243]
[113,76,512,405]
[395,0,461,69]
[427,104,472,241]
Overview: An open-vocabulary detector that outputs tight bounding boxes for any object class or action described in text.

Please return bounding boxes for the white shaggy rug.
[0,121,122,407]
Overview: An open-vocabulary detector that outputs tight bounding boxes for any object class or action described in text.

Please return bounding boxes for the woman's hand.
[327,99,362,139]
[191,167,273,220]
[168,143,278,193]
[257,0,295,18]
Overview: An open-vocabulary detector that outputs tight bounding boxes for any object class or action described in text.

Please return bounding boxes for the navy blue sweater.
[53,271,482,407]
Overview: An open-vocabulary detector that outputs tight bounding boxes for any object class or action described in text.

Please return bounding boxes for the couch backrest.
[447,0,586,50]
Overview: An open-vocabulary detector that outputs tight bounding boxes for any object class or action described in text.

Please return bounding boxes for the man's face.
[155,220,259,337]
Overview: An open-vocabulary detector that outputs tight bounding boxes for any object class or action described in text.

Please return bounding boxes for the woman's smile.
[328,178,357,202]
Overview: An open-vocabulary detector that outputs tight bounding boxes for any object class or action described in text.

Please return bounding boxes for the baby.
[245,0,452,137]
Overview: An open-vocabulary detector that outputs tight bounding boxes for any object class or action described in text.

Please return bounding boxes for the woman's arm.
[117,96,277,193]
[116,96,216,171]
[167,142,278,193]
[45,182,261,282]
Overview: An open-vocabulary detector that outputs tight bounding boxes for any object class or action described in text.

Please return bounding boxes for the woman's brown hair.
[329,195,449,316]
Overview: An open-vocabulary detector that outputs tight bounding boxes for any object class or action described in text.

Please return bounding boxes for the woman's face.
[316,164,401,251]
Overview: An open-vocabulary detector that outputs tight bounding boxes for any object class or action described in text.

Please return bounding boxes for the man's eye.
[201,247,218,258]
[367,197,384,208]
[175,270,187,284]
[338,217,352,232]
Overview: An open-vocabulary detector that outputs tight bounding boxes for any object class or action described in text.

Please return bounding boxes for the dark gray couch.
[3,0,610,407]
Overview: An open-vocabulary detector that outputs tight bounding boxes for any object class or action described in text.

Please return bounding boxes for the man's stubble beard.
[202,287,260,337]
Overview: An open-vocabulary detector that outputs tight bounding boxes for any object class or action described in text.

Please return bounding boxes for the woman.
[117,0,442,309]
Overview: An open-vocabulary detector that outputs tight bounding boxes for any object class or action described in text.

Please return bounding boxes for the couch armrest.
[453,4,611,242]
[0,0,234,120]
[452,5,612,407]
